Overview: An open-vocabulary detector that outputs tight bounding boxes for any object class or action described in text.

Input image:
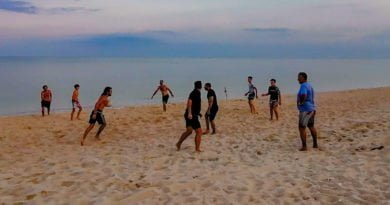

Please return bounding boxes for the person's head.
[42,85,48,91]
[74,84,80,90]
[159,80,164,85]
[101,86,112,96]
[204,82,211,91]
[248,76,253,83]
[298,72,308,84]
[270,79,276,86]
[194,81,202,90]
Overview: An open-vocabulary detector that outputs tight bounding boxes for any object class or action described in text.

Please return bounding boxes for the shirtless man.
[151,80,174,112]
[176,81,203,152]
[41,85,52,117]
[81,87,112,146]
[71,84,82,120]
[244,76,258,114]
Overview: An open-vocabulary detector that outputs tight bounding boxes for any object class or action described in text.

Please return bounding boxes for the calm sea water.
[0,57,389,115]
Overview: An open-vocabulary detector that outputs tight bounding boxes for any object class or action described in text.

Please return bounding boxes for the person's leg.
[163,103,167,112]
[41,107,45,117]
[299,127,307,151]
[176,127,193,150]
[248,100,252,113]
[210,120,216,134]
[71,108,75,120]
[204,114,210,134]
[269,105,274,120]
[274,105,279,121]
[95,123,106,140]
[81,124,94,146]
[309,126,318,148]
[47,105,50,115]
[77,107,82,120]
[251,101,257,114]
[194,128,202,152]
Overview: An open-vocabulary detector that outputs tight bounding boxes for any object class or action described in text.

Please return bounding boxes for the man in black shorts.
[262,79,282,120]
[176,81,203,152]
[204,83,219,134]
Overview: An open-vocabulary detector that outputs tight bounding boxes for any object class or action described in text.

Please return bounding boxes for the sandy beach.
[0,87,389,205]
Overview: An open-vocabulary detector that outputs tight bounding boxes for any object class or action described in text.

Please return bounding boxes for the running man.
[71,84,82,120]
[262,79,282,120]
[41,85,52,117]
[151,80,174,112]
[297,72,318,151]
[176,81,203,152]
[244,76,258,114]
[81,87,112,146]
[204,83,219,135]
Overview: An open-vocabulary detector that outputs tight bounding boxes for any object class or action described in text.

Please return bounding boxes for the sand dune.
[0,87,389,204]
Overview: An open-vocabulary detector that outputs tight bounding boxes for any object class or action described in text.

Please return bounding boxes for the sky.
[0,0,389,57]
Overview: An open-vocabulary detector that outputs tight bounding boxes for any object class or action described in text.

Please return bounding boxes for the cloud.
[48,7,100,14]
[0,0,99,14]
[244,28,292,34]
[0,0,37,14]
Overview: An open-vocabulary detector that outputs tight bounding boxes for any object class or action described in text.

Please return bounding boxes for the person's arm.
[278,89,282,105]
[262,88,270,96]
[254,87,258,98]
[207,96,214,114]
[187,99,193,119]
[151,87,160,99]
[49,91,52,102]
[168,87,174,97]
[297,87,307,106]
[41,92,44,101]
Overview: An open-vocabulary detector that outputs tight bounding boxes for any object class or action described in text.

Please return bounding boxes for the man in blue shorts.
[297,72,318,151]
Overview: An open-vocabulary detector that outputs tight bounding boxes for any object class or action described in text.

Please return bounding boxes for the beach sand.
[0,87,389,204]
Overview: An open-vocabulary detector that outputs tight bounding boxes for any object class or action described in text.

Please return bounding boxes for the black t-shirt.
[268,86,280,101]
[207,89,218,111]
[186,89,201,116]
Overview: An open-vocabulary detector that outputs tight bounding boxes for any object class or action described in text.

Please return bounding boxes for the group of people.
[40,72,318,152]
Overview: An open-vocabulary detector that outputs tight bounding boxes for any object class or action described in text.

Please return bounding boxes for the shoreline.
[1,86,389,117]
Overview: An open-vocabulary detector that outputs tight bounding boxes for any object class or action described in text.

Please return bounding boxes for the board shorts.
[270,100,279,107]
[162,95,169,104]
[299,111,316,128]
[72,100,82,109]
[89,110,106,125]
[184,113,201,130]
[248,93,255,101]
[41,100,51,109]
[205,107,219,121]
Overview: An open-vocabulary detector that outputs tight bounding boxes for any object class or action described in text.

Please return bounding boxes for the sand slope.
[0,87,389,204]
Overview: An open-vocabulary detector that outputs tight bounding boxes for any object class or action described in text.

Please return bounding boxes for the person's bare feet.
[203,130,210,135]
[95,136,101,140]
[176,142,181,151]
[299,147,307,151]
[80,140,84,146]
[211,131,216,135]
[195,149,203,153]
[313,145,319,149]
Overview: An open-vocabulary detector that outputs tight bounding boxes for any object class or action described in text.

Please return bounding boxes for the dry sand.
[0,87,389,205]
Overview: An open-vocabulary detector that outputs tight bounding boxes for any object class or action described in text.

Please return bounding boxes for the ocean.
[0,57,389,115]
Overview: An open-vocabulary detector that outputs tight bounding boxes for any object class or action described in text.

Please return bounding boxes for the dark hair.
[205,82,211,87]
[298,72,308,80]
[74,84,80,89]
[270,79,276,83]
[42,85,48,89]
[248,76,253,80]
[194,81,202,89]
[101,86,112,96]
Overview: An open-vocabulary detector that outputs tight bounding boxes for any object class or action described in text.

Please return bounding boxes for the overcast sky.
[1,0,389,57]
